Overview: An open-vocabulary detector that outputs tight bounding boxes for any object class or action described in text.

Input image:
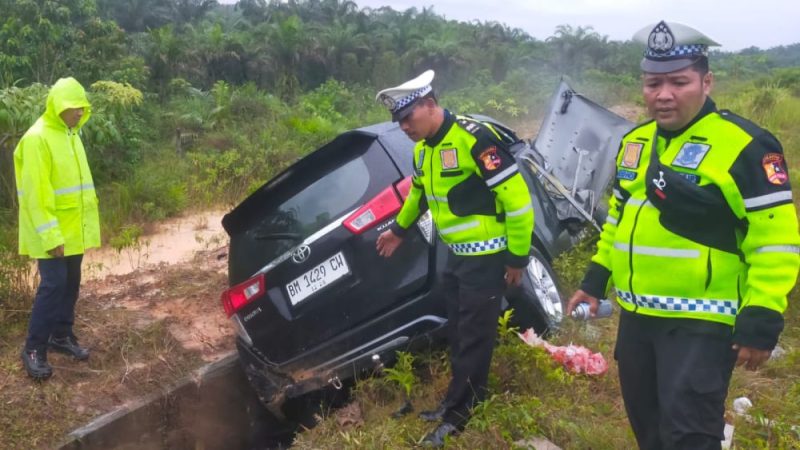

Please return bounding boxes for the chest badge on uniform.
[621,142,643,169]
[763,153,789,185]
[440,148,459,170]
[479,146,501,170]
[672,142,711,169]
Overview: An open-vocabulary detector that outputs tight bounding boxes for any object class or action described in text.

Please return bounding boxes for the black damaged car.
[219,80,632,415]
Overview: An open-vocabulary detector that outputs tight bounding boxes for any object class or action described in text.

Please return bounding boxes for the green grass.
[294,227,800,449]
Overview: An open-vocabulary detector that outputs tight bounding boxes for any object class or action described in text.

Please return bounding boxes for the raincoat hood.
[43,77,92,130]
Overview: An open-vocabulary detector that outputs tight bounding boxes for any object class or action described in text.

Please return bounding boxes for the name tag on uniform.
[676,172,700,184]
[672,142,711,169]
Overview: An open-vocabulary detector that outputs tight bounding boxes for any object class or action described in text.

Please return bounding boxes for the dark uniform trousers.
[615,310,738,450]
[438,250,506,428]
[26,254,83,351]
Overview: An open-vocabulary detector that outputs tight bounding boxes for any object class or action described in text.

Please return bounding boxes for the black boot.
[49,336,90,360]
[420,422,459,448]
[419,403,447,421]
[21,348,52,380]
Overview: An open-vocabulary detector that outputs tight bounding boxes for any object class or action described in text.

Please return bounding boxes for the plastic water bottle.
[571,299,613,320]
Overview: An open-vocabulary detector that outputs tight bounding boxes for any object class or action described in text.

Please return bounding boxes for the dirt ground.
[0,211,235,450]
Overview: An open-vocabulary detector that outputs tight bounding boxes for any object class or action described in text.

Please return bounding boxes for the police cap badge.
[375,70,435,122]
[633,21,720,73]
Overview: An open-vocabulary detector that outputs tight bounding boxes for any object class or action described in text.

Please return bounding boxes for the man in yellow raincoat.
[14,77,101,380]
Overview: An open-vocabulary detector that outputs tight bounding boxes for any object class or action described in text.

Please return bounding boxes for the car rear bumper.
[236,295,447,410]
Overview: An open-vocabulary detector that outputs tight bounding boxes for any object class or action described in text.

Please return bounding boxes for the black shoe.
[21,349,52,380]
[49,336,90,360]
[420,422,459,448]
[419,404,447,422]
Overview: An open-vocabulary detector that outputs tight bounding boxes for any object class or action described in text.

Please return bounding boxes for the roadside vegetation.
[0,0,799,448]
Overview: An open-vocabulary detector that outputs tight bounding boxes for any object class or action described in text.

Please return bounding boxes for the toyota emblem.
[291,245,311,264]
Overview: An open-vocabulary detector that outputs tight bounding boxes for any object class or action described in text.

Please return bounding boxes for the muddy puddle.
[83,210,228,280]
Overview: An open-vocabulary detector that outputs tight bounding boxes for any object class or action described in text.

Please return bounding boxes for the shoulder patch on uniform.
[479,146,502,170]
[440,148,458,169]
[763,153,789,185]
[621,142,643,169]
[672,142,711,169]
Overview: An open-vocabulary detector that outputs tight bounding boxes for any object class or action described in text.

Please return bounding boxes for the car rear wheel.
[507,247,565,336]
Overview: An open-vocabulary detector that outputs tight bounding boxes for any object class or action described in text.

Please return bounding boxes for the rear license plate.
[286,252,350,305]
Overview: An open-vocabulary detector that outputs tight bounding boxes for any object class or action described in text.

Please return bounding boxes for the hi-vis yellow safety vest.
[582,99,799,348]
[391,111,534,268]
[14,77,100,259]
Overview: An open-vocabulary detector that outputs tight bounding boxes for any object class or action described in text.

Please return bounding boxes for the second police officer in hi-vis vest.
[375,70,534,447]
[567,21,800,449]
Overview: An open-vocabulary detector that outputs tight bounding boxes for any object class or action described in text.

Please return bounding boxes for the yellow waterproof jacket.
[391,111,534,268]
[581,99,800,349]
[14,77,100,259]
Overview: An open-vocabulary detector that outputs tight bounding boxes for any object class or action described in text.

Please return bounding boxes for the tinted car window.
[253,157,371,261]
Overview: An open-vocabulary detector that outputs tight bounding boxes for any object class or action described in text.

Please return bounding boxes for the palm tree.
[546,24,609,77]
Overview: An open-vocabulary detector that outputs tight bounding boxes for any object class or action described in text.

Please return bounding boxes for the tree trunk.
[0,134,18,210]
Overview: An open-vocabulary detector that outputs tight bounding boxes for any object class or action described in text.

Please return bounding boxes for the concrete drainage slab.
[60,352,292,450]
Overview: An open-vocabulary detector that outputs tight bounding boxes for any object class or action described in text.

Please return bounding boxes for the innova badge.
[292,245,311,264]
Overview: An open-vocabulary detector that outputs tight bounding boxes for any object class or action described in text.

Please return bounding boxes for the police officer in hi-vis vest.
[567,21,800,449]
[375,70,534,447]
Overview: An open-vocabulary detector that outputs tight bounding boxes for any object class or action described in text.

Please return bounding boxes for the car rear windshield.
[259,158,369,238]
[255,156,370,254]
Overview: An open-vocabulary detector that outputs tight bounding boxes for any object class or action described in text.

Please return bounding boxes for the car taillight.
[343,176,412,234]
[221,273,265,318]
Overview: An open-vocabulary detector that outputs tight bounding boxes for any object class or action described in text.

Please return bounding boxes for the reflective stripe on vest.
[440,220,480,236]
[606,215,618,226]
[613,242,700,258]
[36,220,58,233]
[743,191,793,210]
[449,236,507,255]
[507,203,532,217]
[755,245,800,254]
[626,197,649,207]
[617,289,738,317]
[426,195,448,203]
[486,164,519,187]
[54,183,95,195]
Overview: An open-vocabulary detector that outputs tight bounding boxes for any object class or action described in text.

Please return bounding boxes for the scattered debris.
[514,437,563,450]
[770,345,787,360]
[518,329,608,376]
[733,396,753,415]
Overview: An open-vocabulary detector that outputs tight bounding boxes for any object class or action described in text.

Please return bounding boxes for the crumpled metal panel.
[530,79,634,224]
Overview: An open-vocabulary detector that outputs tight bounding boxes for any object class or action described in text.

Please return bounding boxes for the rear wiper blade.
[254,232,302,241]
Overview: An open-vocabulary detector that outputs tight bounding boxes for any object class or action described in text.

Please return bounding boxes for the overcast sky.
[226,0,800,51]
